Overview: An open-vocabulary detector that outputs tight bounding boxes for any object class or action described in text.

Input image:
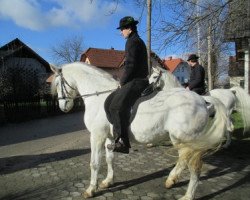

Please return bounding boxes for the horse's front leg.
[83,132,105,198]
[99,138,114,189]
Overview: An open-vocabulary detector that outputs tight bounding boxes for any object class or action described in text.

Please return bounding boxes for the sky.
[0,0,174,64]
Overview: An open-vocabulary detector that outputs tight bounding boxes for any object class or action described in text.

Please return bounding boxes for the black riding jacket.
[188,63,205,91]
[120,32,148,86]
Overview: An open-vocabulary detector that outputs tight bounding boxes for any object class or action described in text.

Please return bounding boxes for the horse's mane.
[63,62,115,81]
[152,66,182,89]
[51,74,58,97]
[51,62,117,96]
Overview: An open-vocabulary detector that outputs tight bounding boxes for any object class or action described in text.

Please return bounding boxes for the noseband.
[56,72,77,100]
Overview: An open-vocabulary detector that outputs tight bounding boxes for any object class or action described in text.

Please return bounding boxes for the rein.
[56,72,116,100]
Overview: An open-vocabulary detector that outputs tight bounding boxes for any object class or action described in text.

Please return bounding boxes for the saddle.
[141,83,155,97]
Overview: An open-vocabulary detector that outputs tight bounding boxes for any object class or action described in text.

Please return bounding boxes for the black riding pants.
[191,87,205,95]
[104,79,149,147]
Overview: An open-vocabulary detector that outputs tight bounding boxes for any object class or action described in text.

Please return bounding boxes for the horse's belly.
[130,114,169,143]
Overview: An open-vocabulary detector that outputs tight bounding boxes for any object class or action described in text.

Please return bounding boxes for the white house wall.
[173,62,190,84]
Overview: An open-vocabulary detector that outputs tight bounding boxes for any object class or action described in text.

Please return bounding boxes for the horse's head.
[149,67,165,89]
[50,65,77,113]
[149,66,182,90]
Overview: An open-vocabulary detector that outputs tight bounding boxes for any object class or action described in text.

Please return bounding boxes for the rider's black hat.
[187,54,199,61]
[116,16,139,29]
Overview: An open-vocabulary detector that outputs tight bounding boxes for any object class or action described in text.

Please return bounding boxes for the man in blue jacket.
[186,54,205,95]
[104,16,149,154]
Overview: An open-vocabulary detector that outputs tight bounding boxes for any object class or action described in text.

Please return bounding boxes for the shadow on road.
[95,168,171,197]
[0,148,90,175]
[0,111,85,146]
[197,138,250,199]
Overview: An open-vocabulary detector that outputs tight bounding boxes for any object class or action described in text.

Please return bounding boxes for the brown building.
[224,0,250,92]
[80,47,125,81]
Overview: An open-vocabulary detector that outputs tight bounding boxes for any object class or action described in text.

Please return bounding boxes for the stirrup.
[113,141,129,154]
[141,83,154,97]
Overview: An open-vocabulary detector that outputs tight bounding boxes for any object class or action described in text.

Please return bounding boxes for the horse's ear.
[152,66,160,73]
[50,64,61,74]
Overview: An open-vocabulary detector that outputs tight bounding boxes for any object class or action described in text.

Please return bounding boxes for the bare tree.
[84,1,247,88]
[51,35,84,64]
[151,0,245,89]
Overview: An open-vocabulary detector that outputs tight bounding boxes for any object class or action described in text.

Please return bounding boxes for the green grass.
[231,111,250,139]
[232,111,244,130]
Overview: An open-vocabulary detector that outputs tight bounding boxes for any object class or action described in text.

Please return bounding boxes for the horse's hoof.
[83,191,93,198]
[146,143,154,148]
[99,181,112,189]
[165,179,175,189]
[178,195,192,200]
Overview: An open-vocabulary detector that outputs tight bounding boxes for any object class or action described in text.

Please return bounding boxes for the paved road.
[0,111,250,200]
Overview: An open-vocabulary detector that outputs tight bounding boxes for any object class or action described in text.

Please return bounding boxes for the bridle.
[57,72,77,100]
[151,68,162,87]
[56,72,116,100]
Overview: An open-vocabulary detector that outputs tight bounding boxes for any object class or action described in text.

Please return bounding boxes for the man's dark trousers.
[104,79,149,147]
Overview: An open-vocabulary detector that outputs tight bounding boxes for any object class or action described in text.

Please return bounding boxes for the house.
[0,38,51,99]
[228,56,244,88]
[224,0,250,93]
[80,47,165,80]
[80,47,125,80]
[162,57,190,84]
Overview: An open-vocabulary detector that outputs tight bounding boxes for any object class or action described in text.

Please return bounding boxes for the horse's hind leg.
[223,131,232,148]
[99,138,114,189]
[223,117,234,148]
[166,148,188,188]
[180,150,203,200]
[84,132,106,198]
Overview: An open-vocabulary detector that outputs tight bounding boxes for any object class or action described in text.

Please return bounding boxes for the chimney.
[166,56,172,60]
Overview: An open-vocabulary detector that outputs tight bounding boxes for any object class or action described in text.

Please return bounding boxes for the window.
[240,80,244,88]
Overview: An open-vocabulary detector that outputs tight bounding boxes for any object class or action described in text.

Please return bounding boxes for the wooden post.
[244,48,249,93]
[147,0,152,75]
[207,22,213,91]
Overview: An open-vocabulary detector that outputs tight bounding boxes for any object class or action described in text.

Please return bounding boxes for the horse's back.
[209,88,236,113]
[130,88,208,143]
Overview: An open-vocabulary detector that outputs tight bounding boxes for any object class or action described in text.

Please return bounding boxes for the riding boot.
[112,138,129,154]
[113,119,130,154]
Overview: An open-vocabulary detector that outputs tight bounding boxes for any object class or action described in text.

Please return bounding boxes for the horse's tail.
[230,86,250,133]
[177,96,228,154]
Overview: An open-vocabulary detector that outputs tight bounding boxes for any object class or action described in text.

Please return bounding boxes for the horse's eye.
[153,76,158,78]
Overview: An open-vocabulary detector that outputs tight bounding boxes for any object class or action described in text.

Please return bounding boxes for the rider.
[104,16,149,154]
[186,54,205,95]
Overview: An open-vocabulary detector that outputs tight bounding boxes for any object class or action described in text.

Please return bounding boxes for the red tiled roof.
[80,47,125,68]
[163,57,184,72]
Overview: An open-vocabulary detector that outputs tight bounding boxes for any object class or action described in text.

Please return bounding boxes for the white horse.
[209,88,248,146]
[51,62,228,200]
[149,66,250,147]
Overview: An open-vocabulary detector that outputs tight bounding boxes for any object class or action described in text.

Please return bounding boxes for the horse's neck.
[163,72,182,89]
[67,65,118,94]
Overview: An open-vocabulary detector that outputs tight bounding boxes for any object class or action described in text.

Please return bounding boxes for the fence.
[0,95,84,125]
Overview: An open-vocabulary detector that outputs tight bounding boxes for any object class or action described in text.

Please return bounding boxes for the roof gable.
[80,47,125,68]
[0,38,51,72]
[163,57,184,72]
